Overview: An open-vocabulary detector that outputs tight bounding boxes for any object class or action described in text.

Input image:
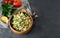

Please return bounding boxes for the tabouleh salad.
[12,9,32,31]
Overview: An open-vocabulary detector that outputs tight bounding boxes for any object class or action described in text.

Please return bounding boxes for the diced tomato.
[8,0,13,4]
[3,0,8,4]
[13,0,22,8]
[3,0,13,4]
[3,0,22,8]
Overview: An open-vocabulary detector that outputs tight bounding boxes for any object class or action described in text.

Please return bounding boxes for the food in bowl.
[12,12,31,31]
[9,8,33,34]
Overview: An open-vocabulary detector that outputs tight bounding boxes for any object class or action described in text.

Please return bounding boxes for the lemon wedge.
[20,8,27,13]
[1,16,8,23]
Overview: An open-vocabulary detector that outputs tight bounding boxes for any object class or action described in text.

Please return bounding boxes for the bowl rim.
[8,9,33,34]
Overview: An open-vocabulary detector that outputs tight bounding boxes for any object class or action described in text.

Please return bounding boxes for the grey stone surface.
[1,0,60,38]
[0,0,41,38]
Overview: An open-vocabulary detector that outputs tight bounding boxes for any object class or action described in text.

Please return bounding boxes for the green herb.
[2,3,16,17]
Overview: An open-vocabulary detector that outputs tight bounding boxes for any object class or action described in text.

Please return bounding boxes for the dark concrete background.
[0,0,60,38]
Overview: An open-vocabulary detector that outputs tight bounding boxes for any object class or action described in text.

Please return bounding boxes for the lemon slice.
[20,8,27,13]
[1,16,8,23]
